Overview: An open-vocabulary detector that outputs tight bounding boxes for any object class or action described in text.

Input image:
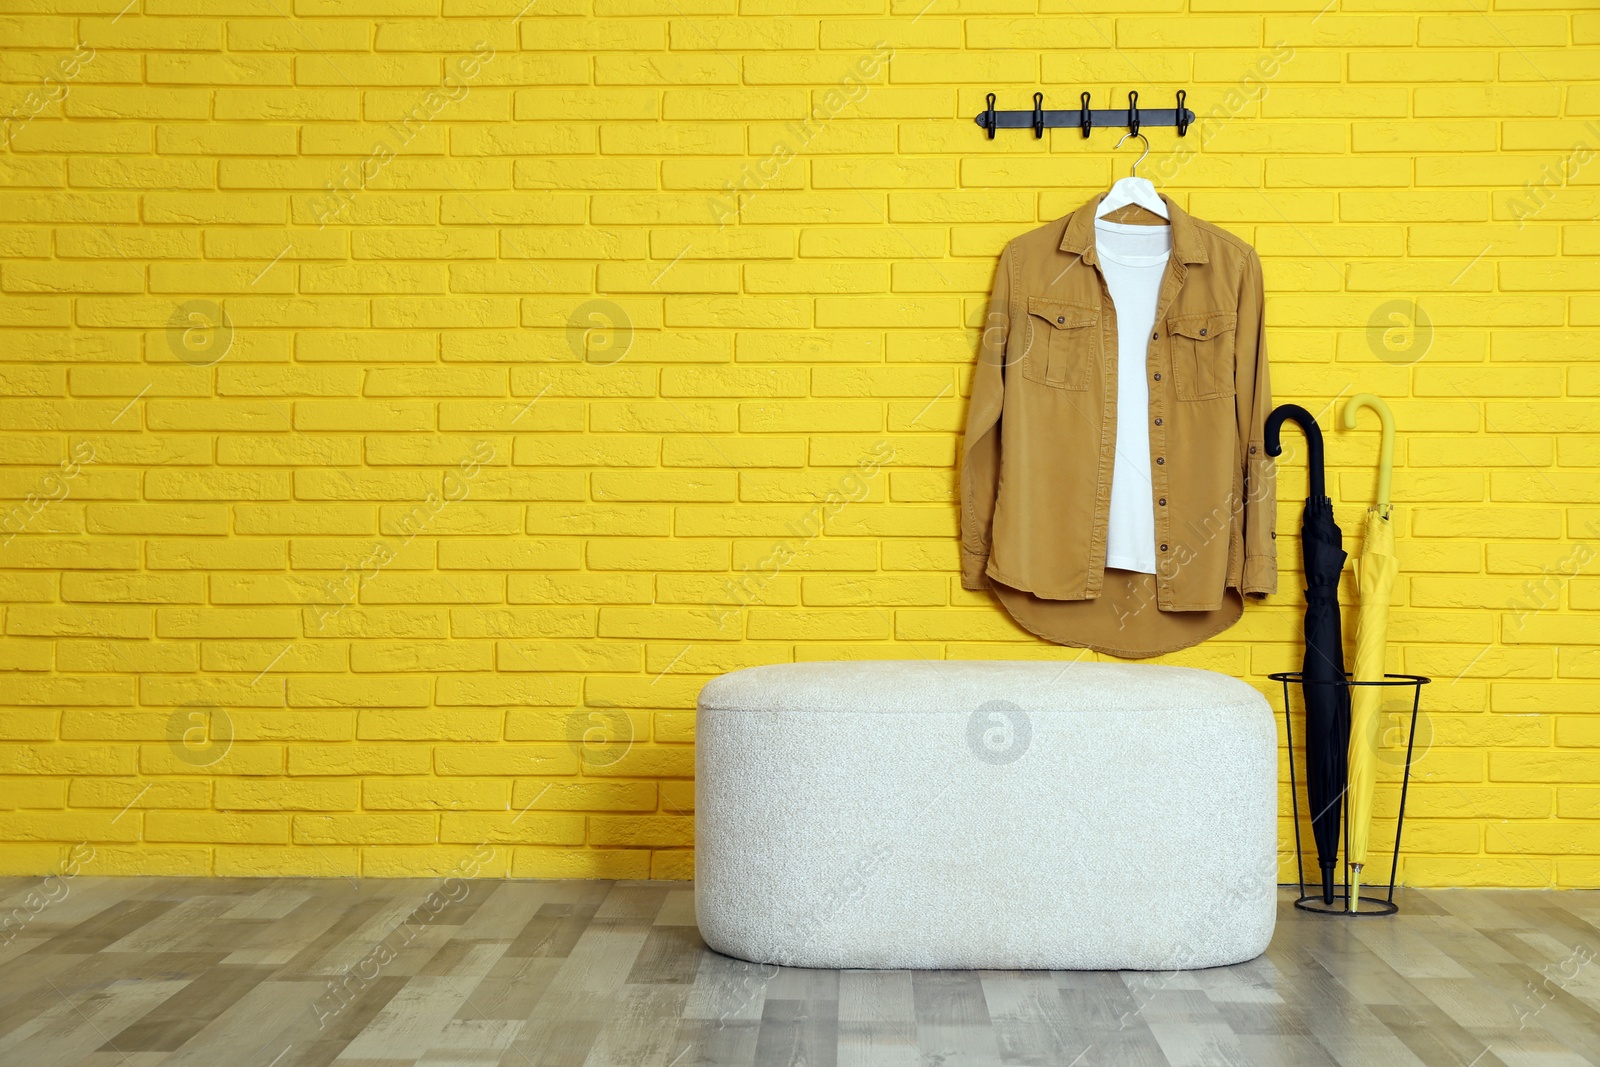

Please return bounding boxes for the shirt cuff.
[1242,552,1277,598]
[961,548,989,591]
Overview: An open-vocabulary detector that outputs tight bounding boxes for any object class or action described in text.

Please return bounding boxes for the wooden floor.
[1,879,1598,1066]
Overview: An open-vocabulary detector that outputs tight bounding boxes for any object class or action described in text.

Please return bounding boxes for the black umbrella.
[1265,405,1349,906]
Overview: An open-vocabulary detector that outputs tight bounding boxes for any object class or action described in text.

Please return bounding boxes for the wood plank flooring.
[0,879,1597,1066]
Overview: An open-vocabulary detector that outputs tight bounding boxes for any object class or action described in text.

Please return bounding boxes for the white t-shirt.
[1095,219,1173,575]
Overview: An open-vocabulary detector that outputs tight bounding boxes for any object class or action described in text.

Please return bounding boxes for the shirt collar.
[1059,192,1208,267]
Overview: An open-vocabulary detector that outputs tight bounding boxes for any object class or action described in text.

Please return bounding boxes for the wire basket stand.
[1269,671,1431,917]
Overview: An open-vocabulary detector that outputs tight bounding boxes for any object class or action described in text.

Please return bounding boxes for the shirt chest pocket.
[1022,297,1098,390]
[1167,311,1237,401]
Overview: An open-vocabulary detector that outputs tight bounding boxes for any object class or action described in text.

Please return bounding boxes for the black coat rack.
[974,90,1193,139]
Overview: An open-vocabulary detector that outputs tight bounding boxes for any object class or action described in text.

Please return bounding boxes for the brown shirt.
[961,194,1277,636]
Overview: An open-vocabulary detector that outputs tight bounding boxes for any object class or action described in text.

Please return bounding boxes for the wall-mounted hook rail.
[975,89,1193,140]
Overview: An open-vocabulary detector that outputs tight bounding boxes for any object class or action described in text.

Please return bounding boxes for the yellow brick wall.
[1,2,1597,886]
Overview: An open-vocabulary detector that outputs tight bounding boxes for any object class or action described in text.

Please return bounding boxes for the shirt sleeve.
[960,243,1012,590]
[1236,247,1278,598]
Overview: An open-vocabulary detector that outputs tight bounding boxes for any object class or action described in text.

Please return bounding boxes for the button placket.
[1146,262,1185,602]
[1090,279,1118,572]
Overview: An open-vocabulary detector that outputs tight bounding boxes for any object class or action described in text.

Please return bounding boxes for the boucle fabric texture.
[695,660,1278,970]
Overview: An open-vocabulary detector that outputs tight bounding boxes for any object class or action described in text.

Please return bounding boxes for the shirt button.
[1158,497,1167,506]
[1057,316,1065,324]
[1152,332,1158,340]
[1156,457,1165,465]
[1271,531,1277,539]
[1199,328,1207,337]
[1153,373,1162,381]
[1249,445,1258,454]
[1153,417,1162,426]
[1160,543,1169,552]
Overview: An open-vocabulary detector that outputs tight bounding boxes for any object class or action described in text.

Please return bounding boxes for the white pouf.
[694,660,1278,970]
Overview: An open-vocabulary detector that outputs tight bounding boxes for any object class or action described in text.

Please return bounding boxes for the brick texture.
[0,4,1597,886]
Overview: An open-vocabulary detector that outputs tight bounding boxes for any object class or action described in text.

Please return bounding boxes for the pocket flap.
[1027,297,1098,330]
[1168,311,1237,340]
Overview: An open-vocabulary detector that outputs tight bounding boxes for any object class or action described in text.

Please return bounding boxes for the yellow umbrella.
[1341,394,1399,912]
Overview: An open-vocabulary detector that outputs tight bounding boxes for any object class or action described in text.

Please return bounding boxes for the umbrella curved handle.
[1341,393,1395,511]
[1264,404,1326,501]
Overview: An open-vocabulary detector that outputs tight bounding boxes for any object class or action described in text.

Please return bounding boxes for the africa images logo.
[966,700,1032,766]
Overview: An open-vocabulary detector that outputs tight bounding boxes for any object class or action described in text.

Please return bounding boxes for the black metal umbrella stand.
[1271,671,1433,917]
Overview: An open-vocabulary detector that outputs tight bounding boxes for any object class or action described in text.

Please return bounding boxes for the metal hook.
[1175,89,1189,136]
[1032,91,1044,139]
[1112,130,1151,176]
[1079,91,1092,138]
[1127,89,1140,136]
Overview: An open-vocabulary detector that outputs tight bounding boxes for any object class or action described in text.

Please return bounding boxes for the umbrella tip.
[1349,864,1363,914]
[1321,867,1335,906]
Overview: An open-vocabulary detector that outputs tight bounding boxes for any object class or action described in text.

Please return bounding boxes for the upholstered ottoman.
[694,660,1277,970]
